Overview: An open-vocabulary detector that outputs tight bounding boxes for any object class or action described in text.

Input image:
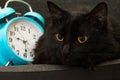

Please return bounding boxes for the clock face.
[8,20,43,61]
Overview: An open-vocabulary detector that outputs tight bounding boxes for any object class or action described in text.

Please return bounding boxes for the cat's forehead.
[65,14,94,35]
[56,14,83,35]
[68,14,88,30]
[70,14,85,26]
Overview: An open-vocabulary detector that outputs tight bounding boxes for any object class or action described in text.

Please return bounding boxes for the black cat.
[33,1,120,68]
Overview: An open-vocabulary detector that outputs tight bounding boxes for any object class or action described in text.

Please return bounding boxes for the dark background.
[0,0,120,19]
[0,0,120,80]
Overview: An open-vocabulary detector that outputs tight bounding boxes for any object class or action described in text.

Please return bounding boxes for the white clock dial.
[8,20,43,60]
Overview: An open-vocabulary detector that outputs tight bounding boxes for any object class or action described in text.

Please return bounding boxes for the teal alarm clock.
[0,0,44,66]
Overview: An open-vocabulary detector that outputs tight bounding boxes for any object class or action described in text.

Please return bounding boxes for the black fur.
[33,1,120,68]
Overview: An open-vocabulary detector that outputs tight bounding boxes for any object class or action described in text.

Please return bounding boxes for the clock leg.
[5,60,14,66]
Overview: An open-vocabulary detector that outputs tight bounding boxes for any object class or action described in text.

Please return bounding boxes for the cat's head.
[43,1,114,64]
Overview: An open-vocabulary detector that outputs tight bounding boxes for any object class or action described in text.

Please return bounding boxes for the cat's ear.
[87,2,108,25]
[47,1,64,19]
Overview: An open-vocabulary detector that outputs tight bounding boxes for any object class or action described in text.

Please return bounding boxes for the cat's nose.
[62,44,70,54]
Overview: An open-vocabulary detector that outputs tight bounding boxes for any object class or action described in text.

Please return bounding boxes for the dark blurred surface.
[0,64,120,80]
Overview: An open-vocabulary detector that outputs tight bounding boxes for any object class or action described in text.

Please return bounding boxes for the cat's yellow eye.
[77,36,88,44]
[55,33,64,42]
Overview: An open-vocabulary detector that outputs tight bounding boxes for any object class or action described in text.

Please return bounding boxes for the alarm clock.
[0,0,44,66]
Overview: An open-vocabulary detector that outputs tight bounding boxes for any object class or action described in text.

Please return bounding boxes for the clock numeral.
[11,45,15,50]
[30,52,34,57]
[16,50,20,55]
[23,53,27,58]
[10,31,15,36]
[21,26,26,31]
[14,26,19,32]
[9,37,13,42]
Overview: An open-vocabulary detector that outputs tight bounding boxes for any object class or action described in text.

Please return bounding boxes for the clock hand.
[16,37,30,45]
[24,41,35,58]
[25,46,27,53]
[17,31,31,45]
[24,40,31,51]
[16,37,24,41]
[25,40,30,45]
[18,31,26,40]
[15,37,28,52]
[25,44,34,57]
[24,41,34,54]
[25,43,30,51]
